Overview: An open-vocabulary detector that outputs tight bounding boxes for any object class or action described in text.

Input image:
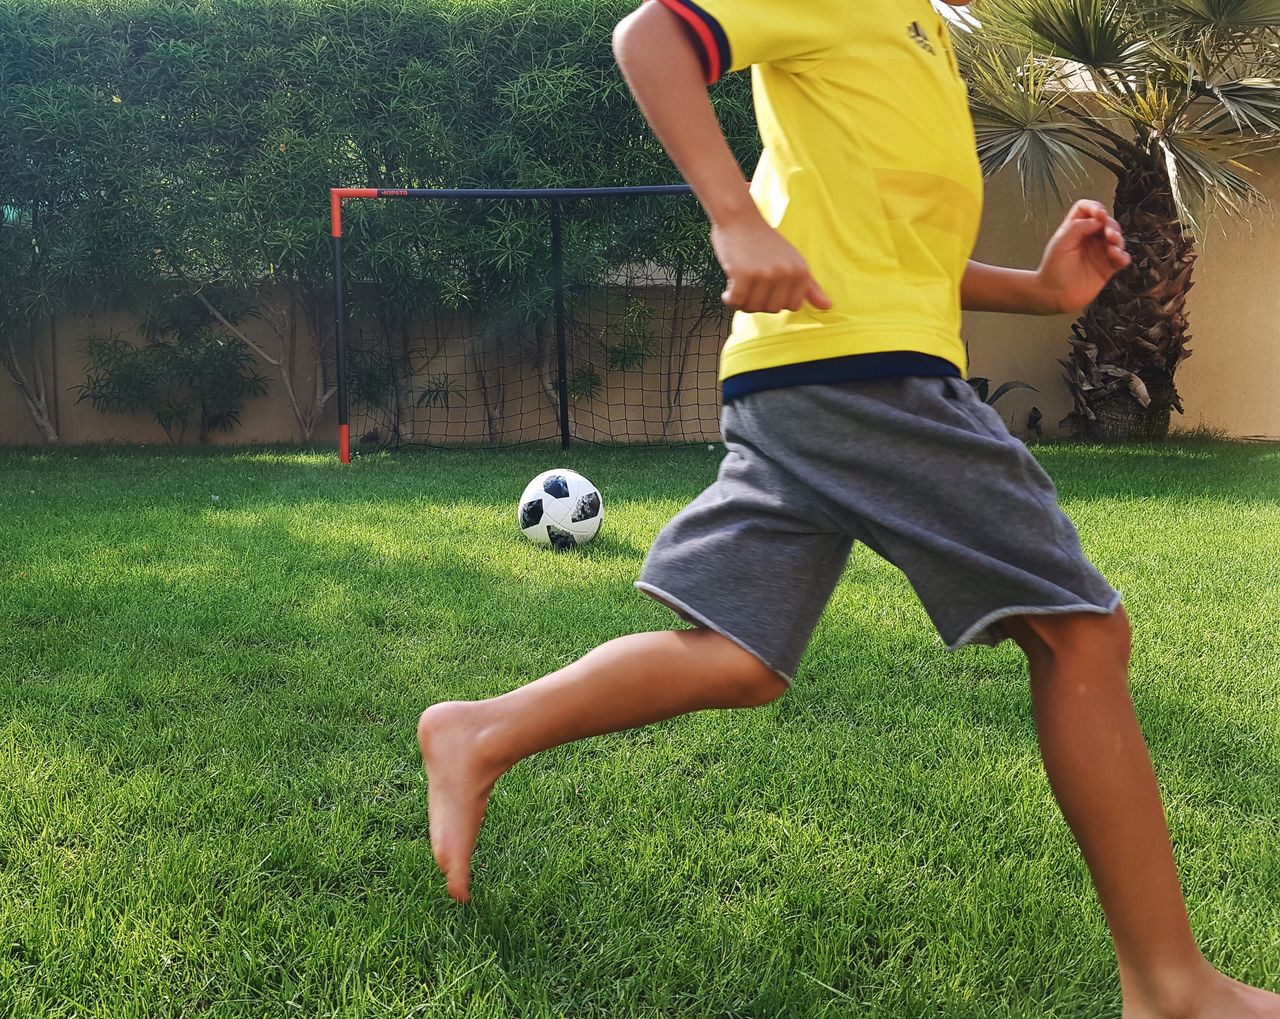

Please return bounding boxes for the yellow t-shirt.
[652,0,984,393]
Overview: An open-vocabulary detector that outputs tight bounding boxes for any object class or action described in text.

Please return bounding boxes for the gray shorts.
[636,376,1121,681]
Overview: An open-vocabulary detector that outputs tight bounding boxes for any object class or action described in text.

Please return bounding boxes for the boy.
[419,0,1280,1013]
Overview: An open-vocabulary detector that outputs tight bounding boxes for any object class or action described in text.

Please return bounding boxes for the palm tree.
[955,0,1280,440]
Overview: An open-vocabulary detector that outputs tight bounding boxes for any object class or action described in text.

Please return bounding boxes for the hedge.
[1,0,758,439]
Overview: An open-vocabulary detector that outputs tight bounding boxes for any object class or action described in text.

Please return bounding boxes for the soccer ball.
[517,468,603,550]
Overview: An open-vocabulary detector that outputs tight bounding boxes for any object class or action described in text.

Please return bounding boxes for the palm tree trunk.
[1061,158,1197,441]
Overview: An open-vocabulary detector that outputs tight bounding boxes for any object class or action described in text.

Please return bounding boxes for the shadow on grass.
[15,492,1274,782]
[0,445,723,528]
[7,445,1280,1019]
[7,501,1276,1011]
[6,444,1275,793]
[3,441,1276,515]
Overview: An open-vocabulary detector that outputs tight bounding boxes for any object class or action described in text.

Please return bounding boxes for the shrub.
[75,292,268,442]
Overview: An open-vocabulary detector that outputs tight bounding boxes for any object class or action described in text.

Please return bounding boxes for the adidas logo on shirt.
[907,21,935,54]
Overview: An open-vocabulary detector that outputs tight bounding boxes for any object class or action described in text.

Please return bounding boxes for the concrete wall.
[0,306,330,448]
[4,155,1279,447]
[964,154,1280,441]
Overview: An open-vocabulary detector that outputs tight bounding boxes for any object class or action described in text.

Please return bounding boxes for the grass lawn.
[1,441,1278,1018]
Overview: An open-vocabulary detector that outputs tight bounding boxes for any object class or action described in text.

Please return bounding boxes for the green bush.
[74,292,268,442]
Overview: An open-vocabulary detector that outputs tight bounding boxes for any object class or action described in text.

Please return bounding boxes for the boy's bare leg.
[418,628,786,902]
[1002,606,1280,1018]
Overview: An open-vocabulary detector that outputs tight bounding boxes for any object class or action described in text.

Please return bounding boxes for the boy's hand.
[712,211,833,314]
[1036,200,1132,314]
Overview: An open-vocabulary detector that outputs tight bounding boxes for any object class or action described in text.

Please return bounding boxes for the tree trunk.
[192,283,336,443]
[1077,369,1176,442]
[471,330,506,445]
[535,318,572,439]
[1060,158,1196,441]
[3,319,60,445]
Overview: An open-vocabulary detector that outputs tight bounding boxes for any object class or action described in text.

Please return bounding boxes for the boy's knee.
[672,627,787,707]
[1005,604,1132,669]
[733,660,788,706]
[701,631,787,706]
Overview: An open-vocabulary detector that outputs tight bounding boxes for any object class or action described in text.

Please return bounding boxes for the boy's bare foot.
[1222,981,1280,1019]
[1126,970,1280,1019]
[417,701,505,903]
[1191,977,1280,1019]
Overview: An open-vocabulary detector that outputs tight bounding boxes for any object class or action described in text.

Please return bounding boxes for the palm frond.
[968,0,1151,72]
[1153,0,1280,75]
[1094,76,1190,132]
[1199,75,1280,130]
[965,0,1280,228]
[1161,0,1280,33]
[958,37,1126,199]
[1159,130,1270,231]
[972,89,1089,199]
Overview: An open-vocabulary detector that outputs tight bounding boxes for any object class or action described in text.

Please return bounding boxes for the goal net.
[330,186,730,456]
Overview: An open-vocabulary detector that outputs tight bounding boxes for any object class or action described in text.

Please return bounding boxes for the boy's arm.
[962,200,1132,316]
[612,4,831,314]
[961,262,1061,316]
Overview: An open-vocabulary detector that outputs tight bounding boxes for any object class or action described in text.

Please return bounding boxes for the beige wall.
[0,307,332,448]
[965,153,1280,441]
[4,156,1279,447]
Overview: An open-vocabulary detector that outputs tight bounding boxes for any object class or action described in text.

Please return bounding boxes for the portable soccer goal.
[329,185,730,462]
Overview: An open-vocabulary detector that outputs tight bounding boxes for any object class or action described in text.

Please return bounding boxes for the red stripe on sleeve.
[649,0,722,84]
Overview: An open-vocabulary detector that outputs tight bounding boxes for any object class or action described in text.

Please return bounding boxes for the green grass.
[1,441,1277,1018]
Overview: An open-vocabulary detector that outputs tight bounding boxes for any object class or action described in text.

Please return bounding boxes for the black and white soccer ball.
[517,468,603,550]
